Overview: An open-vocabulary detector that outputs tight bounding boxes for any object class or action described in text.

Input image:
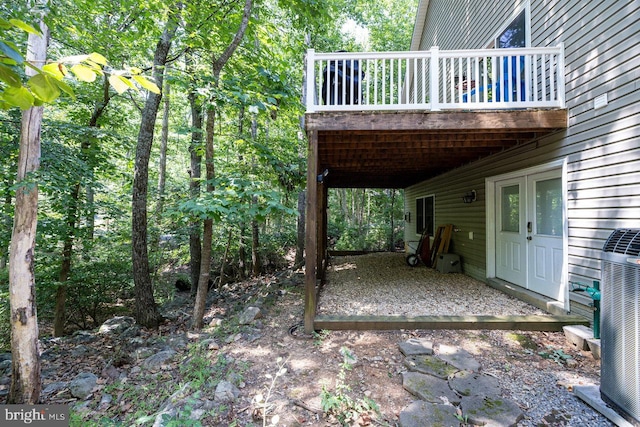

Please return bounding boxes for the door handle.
[527,236,532,241]
[527,221,532,233]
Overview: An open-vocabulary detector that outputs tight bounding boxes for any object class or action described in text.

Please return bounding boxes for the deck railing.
[305,45,565,113]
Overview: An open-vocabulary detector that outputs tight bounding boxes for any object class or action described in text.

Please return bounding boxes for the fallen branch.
[291,398,323,414]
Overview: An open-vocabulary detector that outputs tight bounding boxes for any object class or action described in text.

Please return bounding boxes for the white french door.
[494,169,564,301]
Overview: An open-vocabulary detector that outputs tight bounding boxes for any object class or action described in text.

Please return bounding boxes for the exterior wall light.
[317,169,329,183]
[462,190,477,203]
[404,212,411,222]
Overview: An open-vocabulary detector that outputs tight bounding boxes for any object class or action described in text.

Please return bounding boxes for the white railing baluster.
[550,53,556,103]
[531,55,538,101]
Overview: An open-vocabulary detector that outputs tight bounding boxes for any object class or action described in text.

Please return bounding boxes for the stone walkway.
[398,338,523,427]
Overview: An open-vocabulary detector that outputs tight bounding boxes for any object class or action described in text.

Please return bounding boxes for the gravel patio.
[317,252,547,317]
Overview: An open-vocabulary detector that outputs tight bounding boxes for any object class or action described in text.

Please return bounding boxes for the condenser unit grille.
[603,228,640,256]
[600,229,640,426]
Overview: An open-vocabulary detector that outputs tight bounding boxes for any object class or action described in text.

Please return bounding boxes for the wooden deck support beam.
[304,129,318,334]
[314,314,589,332]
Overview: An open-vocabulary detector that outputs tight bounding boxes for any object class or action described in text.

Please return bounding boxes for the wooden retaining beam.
[314,314,590,332]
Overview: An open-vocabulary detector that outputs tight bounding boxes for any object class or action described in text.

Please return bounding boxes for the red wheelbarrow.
[405,229,431,267]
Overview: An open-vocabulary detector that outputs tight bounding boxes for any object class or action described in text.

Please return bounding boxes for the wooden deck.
[314,314,589,332]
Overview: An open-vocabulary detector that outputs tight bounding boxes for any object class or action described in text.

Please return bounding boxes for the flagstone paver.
[398,339,523,427]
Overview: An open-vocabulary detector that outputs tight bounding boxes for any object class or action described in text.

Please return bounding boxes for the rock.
[449,371,501,397]
[404,355,459,379]
[71,345,90,357]
[41,381,68,396]
[436,344,481,372]
[209,318,223,328]
[0,353,12,362]
[99,316,136,335]
[399,338,434,356]
[69,372,98,399]
[143,350,177,369]
[121,325,141,339]
[460,396,524,426]
[99,393,113,409]
[101,365,121,383]
[238,306,262,325]
[0,359,11,372]
[398,401,461,427]
[214,380,240,402]
[167,334,188,350]
[71,330,97,344]
[135,347,155,360]
[201,339,220,351]
[402,371,461,405]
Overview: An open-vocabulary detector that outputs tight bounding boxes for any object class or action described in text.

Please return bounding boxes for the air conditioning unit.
[600,229,640,426]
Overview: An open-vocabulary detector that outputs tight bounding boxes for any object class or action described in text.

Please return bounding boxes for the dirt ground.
[13,260,609,426]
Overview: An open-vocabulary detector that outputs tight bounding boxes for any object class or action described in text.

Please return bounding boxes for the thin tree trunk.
[192,109,216,329]
[156,76,170,221]
[8,20,48,405]
[188,87,203,294]
[251,195,261,276]
[219,228,233,288]
[132,16,178,328]
[192,0,253,329]
[238,224,246,278]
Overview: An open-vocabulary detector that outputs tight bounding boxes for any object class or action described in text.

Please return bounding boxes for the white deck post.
[556,43,566,108]
[305,49,316,113]
[429,46,440,111]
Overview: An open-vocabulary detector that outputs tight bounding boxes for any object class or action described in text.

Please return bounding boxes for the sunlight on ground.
[331,262,357,272]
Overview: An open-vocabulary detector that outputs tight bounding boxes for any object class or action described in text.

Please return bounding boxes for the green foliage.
[34,243,134,330]
[538,346,573,365]
[320,347,381,426]
[0,268,9,351]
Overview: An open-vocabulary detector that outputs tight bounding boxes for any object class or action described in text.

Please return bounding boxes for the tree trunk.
[238,224,246,278]
[219,228,233,288]
[156,76,170,222]
[295,190,305,266]
[132,17,178,328]
[192,0,253,329]
[251,213,261,276]
[8,21,48,405]
[192,108,216,329]
[188,85,203,294]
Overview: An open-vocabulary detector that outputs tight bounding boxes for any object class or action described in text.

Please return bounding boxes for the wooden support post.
[317,182,327,283]
[304,130,318,334]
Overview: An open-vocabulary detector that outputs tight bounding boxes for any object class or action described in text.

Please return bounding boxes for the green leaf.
[0,41,24,64]
[70,64,97,82]
[9,19,41,35]
[52,78,75,100]
[132,75,160,94]
[0,63,21,87]
[2,86,34,109]
[28,74,60,103]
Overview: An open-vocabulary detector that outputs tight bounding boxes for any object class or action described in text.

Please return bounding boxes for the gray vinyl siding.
[406,0,640,308]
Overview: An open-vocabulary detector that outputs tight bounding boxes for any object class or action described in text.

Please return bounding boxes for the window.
[497,8,527,48]
[416,195,434,236]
